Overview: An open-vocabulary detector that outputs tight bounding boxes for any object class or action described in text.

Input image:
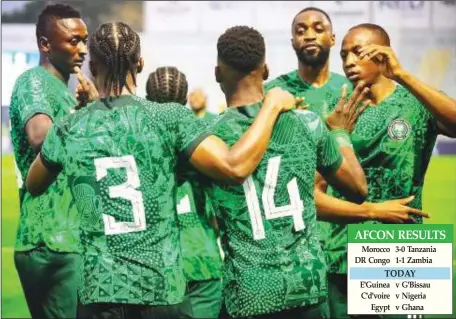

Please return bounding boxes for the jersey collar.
[231,101,262,118]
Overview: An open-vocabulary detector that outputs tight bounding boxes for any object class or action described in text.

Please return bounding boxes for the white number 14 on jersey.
[243,156,305,240]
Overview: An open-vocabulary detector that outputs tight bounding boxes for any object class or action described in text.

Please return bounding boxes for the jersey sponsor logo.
[388,119,412,141]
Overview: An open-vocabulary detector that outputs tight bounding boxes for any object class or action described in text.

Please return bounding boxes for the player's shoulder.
[387,85,424,111]
[264,70,298,91]
[12,66,46,92]
[16,66,44,82]
[207,109,242,137]
[292,109,322,126]
[291,109,325,137]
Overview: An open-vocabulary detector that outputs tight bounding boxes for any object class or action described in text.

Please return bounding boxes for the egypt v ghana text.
[347,224,453,315]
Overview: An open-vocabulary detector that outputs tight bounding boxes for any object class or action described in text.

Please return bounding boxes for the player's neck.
[225,81,264,109]
[297,60,331,88]
[97,74,137,99]
[40,57,70,84]
[194,108,207,118]
[98,86,136,99]
[368,77,396,105]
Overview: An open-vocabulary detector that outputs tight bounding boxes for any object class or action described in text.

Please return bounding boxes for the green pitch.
[2,154,456,318]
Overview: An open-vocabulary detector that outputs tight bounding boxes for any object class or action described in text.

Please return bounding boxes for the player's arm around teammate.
[26,87,303,195]
[187,87,304,185]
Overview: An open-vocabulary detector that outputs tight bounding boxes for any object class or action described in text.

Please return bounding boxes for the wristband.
[330,129,353,148]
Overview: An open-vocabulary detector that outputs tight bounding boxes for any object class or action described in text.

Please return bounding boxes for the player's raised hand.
[366,196,429,224]
[264,87,306,113]
[326,82,370,133]
[74,66,99,110]
[358,45,403,80]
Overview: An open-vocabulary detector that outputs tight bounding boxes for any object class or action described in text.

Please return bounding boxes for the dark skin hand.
[319,81,371,203]
[74,66,99,109]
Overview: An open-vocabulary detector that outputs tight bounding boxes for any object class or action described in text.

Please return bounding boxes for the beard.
[294,45,330,67]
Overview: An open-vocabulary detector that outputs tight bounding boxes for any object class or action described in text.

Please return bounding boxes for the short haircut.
[146,67,188,105]
[292,7,332,28]
[217,26,265,74]
[36,4,81,40]
[349,23,391,46]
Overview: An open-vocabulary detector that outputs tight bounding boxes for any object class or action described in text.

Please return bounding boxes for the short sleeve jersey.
[206,103,343,317]
[9,66,80,252]
[318,86,439,274]
[41,95,209,306]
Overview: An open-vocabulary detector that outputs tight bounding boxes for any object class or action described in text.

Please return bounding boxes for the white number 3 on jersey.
[243,156,305,240]
[95,155,146,235]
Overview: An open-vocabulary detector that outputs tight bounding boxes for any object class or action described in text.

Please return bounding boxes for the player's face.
[189,90,207,111]
[45,18,88,75]
[291,11,334,67]
[340,29,381,86]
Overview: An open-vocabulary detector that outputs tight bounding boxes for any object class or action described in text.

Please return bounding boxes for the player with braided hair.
[26,21,304,319]
[146,66,188,105]
[146,67,223,319]
[88,22,142,99]
[9,4,88,318]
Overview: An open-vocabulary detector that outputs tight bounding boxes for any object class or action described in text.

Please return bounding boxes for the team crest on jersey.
[388,119,411,140]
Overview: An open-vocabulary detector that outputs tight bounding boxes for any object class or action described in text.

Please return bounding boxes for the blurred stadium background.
[1,1,456,318]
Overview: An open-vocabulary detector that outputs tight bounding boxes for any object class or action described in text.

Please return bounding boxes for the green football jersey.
[9,66,80,253]
[40,95,209,306]
[202,111,217,122]
[176,113,223,282]
[319,85,439,274]
[176,180,223,281]
[265,70,351,118]
[206,103,343,318]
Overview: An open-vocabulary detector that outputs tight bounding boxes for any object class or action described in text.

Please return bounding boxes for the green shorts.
[327,273,420,319]
[14,245,81,319]
[179,279,222,319]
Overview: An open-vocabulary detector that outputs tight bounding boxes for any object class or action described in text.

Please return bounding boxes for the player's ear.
[137,57,144,74]
[263,64,269,81]
[330,33,336,47]
[89,60,97,78]
[215,66,222,83]
[39,36,51,53]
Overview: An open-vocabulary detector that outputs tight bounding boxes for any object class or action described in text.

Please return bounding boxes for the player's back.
[208,103,342,317]
[46,95,207,305]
